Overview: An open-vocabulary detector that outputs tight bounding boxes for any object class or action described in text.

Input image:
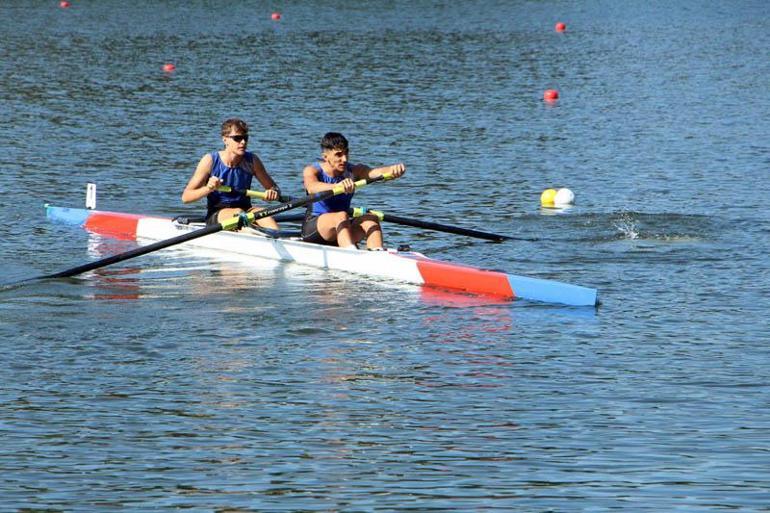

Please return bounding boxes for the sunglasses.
[227,134,249,143]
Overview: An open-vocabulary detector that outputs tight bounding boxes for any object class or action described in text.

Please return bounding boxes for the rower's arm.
[303,165,337,194]
[354,163,406,181]
[252,155,281,201]
[182,154,217,203]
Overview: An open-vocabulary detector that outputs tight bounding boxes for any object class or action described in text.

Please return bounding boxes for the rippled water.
[1,1,769,511]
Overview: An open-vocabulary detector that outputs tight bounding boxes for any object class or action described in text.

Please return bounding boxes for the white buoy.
[554,187,575,206]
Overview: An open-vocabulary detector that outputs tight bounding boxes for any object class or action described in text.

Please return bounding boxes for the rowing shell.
[44,205,599,306]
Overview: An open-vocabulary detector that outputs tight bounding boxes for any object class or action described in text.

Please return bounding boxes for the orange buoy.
[60,1,71,8]
[271,12,281,21]
[162,63,176,73]
[555,22,566,32]
[543,89,559,101]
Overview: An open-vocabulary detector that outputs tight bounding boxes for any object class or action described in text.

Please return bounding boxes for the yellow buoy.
[540,188,557,206]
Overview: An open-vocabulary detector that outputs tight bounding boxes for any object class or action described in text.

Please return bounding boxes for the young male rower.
[301,132,406,250]
[182,118,282,228]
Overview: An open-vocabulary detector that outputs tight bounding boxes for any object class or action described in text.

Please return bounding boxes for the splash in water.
[613,212,639,240]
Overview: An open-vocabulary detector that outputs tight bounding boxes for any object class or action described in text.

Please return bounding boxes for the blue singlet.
[307,161,355,217]
[206,151,254,218]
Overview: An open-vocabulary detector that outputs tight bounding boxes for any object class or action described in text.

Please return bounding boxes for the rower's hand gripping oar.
[17,174,394,284]
[349,207,526,242]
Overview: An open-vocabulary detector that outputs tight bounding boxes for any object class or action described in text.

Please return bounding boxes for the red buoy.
[271,12,281,21]
[555,22,567,32]
[543,89,559,101]
[60,1,71,8]
[162,63,176,73]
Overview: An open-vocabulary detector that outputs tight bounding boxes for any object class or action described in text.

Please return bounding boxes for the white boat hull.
[45,205,599,306]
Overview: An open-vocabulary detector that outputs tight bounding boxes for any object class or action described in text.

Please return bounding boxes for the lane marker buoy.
[541,188,575,207]
[543,89,559,102]
[540,188,557,206]
[554,188,575,206]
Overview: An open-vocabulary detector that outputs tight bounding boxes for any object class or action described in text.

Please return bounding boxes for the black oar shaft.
[275,205,520,242]
[44,223,224,279]
[271,205,515,242]
[382,213,509,242]
[349,208,511,242]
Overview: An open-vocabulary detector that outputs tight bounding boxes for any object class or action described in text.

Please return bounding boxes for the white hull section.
[136,218,426,286]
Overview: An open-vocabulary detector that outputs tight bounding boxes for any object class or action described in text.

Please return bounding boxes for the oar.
[16,174,393,285]
[349,207,523,242]
[269,207,534,241]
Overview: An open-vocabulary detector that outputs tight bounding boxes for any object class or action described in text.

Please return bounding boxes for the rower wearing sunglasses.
[182,118,283,228]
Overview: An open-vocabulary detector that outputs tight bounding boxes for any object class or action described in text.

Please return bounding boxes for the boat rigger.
[44,205,599,307]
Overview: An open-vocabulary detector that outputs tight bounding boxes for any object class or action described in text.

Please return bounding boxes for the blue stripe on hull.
[507,274,599,306]
[45,205,90,225]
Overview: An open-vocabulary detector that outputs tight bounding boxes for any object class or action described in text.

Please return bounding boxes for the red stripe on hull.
[84,212,142,240]
[416,259,515,299]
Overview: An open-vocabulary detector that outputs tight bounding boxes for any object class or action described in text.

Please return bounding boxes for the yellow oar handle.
[331,172,395,196]
[350,207,384,221]
[216,185,268,200]
[220,212,253,231]
[332,178,366,196]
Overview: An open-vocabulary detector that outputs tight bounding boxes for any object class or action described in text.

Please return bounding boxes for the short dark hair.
[221,118,248,137]
[320,132,348,151]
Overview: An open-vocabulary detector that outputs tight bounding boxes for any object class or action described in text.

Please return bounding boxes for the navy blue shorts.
[206,202,252,226]
[301,215,337,245]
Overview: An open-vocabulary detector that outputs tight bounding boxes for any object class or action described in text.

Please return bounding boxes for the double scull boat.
[44,204,599,306]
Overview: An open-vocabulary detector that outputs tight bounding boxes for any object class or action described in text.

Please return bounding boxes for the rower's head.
[321,132,349,173]
[321,132,348,152]
[221,118,249,152]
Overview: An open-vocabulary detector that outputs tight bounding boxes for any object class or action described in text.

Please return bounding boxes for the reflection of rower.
[301,133,406,250]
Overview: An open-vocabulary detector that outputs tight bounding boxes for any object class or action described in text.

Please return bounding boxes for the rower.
[301,132,406,250]
[182,118,283,229]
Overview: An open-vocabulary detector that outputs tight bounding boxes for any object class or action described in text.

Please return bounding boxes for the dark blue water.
[1,1,769,511]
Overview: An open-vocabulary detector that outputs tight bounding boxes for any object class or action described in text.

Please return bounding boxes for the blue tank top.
[307,161,355,216]
[206,151,254,216]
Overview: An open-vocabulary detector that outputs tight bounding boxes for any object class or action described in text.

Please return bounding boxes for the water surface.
[1,1,769,511]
